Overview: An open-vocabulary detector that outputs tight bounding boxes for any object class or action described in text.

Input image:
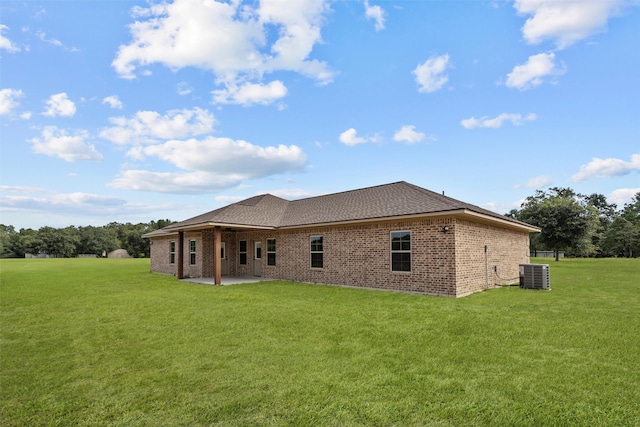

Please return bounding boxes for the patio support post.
[214,226,222,285]
[177,231,184,279]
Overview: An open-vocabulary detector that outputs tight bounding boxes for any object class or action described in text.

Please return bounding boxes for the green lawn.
[1,258,639,426]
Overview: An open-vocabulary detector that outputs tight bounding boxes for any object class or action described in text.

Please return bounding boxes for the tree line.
[2,188,639,260]
[507,188,640,260]
[0,220,175,259]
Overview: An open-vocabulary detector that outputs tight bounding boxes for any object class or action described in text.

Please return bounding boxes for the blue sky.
[1,0,639,229]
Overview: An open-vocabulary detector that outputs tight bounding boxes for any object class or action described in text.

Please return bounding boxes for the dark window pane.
[267,239,276,265]
[239,240,247,252]
[256,247,262,259]
[392,252,411,272]
[240,253,247,265]
[310,236,323,252]
[311,253,323,268]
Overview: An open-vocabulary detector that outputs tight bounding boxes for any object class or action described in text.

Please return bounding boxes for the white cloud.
[140,137,306,175]
[609,188,640,206]
[100,107,216,145]
[36,30,62,47]
[177,82,192,96]
[112,0,334,98]
[461,113,537,129]
[258,0,333,82]
[108,170,246,194]
[0,25,20,53]
[0,192,125,212]
[339,128,367,146]
[0,188,174,224]
[482,199,525,215]
[110,136,307,194]
[212,80,287,105]
[505,52,565,90]
[515,175,552,189]
[514,0,625,49]
[29,126,103,162]
[393,125,431,144]
[43,93,76,117]
[571,154,640,182]
[364,0,385,31]
[413,54,450,93]
[0,185,46,193]
[102,95,123,109]
[0,88,24,115]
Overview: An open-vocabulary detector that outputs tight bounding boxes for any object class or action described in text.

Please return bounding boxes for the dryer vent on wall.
[519,264,550,290]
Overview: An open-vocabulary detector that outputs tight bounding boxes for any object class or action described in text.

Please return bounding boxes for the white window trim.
[239,240,247,265]
[169,240,176,264]
[390,230,411,273]
[310,235,323,269]
[266,238,276,266]
[189,239,196,265]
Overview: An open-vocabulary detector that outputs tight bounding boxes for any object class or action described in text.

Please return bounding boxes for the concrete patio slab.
[181,276,267,286]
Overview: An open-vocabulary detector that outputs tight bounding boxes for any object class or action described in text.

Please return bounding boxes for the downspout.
[214,226,222,285]
[484,245,488,289]
[178,231,184,280]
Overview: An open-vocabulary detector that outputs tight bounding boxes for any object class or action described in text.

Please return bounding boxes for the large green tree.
[603,192,640,257]
[584,193,618,256]
[518,188,594,261]
[37,226,80,258]
[77,226,119,256]
[0,225,17,258]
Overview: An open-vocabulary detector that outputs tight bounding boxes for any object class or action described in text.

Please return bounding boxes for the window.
[391,231,411,272]
[189,240,196,265]
[239,240,247,265]
[169,241,175,264]
[310,236,323,268]
[267,238,276,266]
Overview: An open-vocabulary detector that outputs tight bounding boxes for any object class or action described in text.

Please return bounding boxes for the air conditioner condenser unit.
[519,264,550,290]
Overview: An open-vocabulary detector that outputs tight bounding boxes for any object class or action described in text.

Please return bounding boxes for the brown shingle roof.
[152,181,538,234]
[281,181,481,226]
[163,194,289,231]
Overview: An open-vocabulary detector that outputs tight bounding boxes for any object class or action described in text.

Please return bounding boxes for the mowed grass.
[1,258,638,426]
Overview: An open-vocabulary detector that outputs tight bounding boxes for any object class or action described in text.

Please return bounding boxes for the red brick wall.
[254,219,457,295]
[148,216,531,297]
[148,232,204,278]
[453,220,530,297]
[149,235,175,275]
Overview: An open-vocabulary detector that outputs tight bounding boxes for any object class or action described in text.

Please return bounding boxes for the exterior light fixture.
[442,226,450,233]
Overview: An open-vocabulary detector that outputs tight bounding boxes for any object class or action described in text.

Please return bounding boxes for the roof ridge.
[287,181,408,204]
[236,193,288,206]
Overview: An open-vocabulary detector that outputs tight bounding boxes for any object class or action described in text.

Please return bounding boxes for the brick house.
[144,181,539,297]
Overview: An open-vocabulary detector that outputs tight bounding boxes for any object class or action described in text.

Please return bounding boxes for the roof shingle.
[156,181,536,233]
